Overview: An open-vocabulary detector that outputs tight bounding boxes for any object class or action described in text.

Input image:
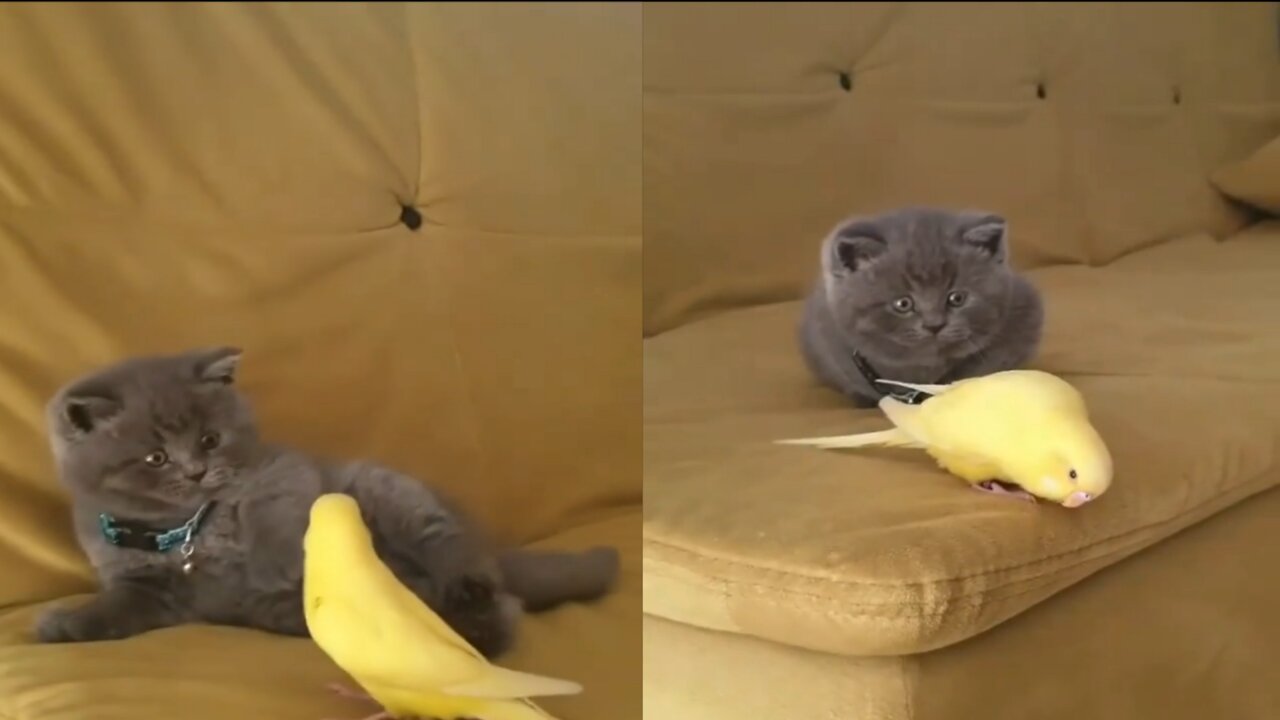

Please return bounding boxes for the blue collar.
[99,501,215,553]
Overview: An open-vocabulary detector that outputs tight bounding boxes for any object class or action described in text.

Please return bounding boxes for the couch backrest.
[0,3,639,605]
[643,2,1280,335]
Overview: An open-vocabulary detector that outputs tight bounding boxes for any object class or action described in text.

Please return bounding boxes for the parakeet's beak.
[1061,491,1094,508]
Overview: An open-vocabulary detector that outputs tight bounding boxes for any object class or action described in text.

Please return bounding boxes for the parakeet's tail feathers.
[499,546,619,612]
[487,698,561,720]
[441,664,584,700]
[875,378,954,395]
[776,428,921,450]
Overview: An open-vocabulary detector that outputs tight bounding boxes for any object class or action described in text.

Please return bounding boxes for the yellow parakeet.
[778,370,1113,507]
[302,493,584,720]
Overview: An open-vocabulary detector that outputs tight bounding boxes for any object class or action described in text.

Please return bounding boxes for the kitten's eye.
[200,432,221,451]
[144,450,169,468]
[891,297,914,313]
[946,290,969,308]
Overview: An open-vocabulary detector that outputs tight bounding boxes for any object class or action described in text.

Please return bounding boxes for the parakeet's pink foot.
[974,480,1037,503]
[322,682,391,720]
[326,683,375,703]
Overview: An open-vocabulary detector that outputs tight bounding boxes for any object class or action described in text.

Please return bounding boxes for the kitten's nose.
[923,321,946,334]
[185,467,207,482]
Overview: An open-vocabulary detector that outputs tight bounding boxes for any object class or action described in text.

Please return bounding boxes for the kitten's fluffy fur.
[799,207,1045,407]
[36,347,618,656]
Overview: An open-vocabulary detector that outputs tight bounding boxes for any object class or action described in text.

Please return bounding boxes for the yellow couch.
[0,4,640,719]
[643,3,1280,718]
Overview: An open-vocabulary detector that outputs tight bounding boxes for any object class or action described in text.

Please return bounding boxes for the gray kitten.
[798,207,1044,408]
[35,347,619,657]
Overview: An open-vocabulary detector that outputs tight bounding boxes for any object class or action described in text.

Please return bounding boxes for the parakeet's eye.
[891,297,914,314]
[1069,469,1078,481]
[946,290,968,308]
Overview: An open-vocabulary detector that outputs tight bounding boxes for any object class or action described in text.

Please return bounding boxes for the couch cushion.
[0,512,639,720]
[643,229,1280,657]
[642,2,1280,335]
[645,487,1280,720]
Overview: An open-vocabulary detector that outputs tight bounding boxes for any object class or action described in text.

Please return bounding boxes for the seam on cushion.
[399,1,423,202]
[645,553,1075,616]
[646,523,1135,597]
[0,196,406,236]
[416,230,495,519]
[398,7,634,242]
[416,216,641,242]
[0,200,639,242]
[388,5,498,532]
[644,87,840,98]
[0,198,640,240]
[643,469,1279,602]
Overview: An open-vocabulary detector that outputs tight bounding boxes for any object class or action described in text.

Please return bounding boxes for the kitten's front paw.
[34,602,138,643]
[35,606,92,644]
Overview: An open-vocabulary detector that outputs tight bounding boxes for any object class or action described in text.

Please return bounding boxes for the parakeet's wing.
[309,561,580,700]
[898,371,1084,463]
[876,396,932,445]
[307,583,468,688]
[377,579,579,696]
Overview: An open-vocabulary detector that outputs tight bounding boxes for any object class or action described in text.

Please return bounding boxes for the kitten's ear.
[194,346,242,385]
[57,393,121,436]
[960,215,1008,263]
[824,220,887,275]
